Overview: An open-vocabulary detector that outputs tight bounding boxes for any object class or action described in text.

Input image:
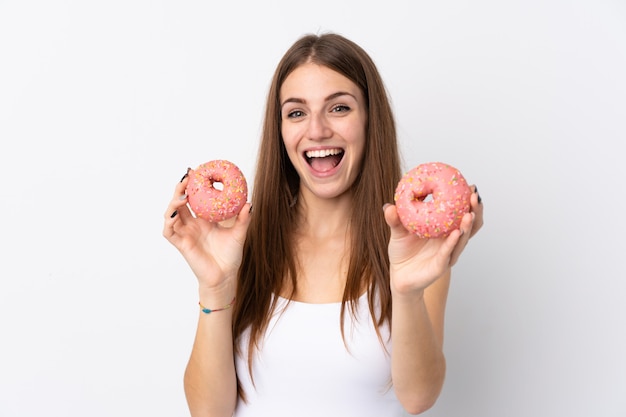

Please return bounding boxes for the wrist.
[390,274,426,300]
[391,287,426,304]
[198,281,236,306]
[199,296,235,315]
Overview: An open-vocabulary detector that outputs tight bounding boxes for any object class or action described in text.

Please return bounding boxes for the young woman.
[164,33,484,417]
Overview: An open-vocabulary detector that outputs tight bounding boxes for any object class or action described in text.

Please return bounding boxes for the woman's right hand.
[162,170,252,291]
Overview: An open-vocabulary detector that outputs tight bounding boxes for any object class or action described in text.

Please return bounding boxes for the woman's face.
[280,63,367,202]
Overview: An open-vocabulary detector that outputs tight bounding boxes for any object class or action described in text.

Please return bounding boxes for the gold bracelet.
[198,297,235,314]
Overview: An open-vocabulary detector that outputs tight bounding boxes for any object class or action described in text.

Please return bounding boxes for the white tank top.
[234,293,406,416]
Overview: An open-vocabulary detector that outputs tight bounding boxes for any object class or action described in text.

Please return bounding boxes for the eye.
[286,110,305,119]
[331,104,351,113]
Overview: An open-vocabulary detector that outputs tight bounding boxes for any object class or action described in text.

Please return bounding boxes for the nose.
[306,112,332,141]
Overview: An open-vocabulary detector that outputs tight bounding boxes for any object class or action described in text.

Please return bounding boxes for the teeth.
[305,149,343,158]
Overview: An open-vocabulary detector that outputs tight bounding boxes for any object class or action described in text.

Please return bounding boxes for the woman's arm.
[384,188,483,414]
[184,287,238,417]
[390,269,450,414]
[163,175,251,417]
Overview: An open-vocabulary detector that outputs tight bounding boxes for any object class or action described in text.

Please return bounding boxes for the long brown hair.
[233,32,402,389]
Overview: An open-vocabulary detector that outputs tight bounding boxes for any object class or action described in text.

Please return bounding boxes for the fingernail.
[170,210,178,218]
[478,193,482,204]
[179,193,187,201]
[249,204,253,214]
[382,203,391,211]
[180,168,191,182]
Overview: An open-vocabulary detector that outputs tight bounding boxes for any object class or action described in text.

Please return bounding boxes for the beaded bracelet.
[199,297,235,314]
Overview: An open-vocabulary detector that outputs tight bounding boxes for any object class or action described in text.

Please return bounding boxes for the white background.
[1,1,625,416]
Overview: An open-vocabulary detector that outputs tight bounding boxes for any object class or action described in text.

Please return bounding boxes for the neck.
[294,189,353,240]
[286,189,353,303]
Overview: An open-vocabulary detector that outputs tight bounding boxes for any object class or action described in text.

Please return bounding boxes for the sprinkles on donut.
[394,162,471,238]
[186,160,248,222]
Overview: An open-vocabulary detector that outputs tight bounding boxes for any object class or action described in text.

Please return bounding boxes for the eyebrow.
[280,91,357,108]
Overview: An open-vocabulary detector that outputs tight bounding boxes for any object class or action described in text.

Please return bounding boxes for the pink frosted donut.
[394,162,471,238]
[186,160,248,222]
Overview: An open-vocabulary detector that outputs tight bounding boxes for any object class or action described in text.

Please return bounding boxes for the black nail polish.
[478,194,482,204]
[170,210,178,218]
[180,172,189,183]
[249,204,253,214]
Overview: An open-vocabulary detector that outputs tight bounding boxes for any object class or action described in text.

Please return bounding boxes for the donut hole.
[213,181,224,191]
[415,192,433,202]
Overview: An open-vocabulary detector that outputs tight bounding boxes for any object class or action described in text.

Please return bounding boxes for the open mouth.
[305,148,345,172]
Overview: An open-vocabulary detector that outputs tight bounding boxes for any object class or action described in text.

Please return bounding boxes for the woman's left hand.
[383,185,484,295]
